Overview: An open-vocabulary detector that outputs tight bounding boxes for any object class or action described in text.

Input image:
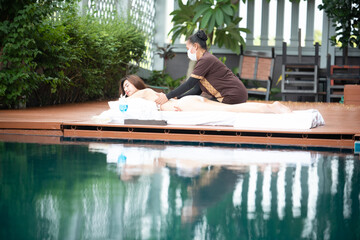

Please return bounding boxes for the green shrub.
[146,70,184,91]
[0,3,51,108]
[0,1,146,108]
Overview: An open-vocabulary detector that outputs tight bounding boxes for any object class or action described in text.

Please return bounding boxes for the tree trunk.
[342,45,348,65]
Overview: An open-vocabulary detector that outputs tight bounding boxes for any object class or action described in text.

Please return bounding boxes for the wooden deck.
[0,101,360,151]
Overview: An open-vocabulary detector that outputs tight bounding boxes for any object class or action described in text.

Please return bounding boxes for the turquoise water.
[0,141,359,240]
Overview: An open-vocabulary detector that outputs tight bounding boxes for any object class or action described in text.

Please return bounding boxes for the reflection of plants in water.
[0,143,113,239]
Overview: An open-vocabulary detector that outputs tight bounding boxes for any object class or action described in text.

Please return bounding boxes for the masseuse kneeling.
[155,30,248,105]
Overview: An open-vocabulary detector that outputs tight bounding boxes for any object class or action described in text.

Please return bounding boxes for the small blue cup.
[119,104,128,112]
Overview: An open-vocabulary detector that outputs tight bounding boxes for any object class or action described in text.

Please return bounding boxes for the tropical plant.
[318,0,359,49]
[318,0,360,63]
[169,0,249,54]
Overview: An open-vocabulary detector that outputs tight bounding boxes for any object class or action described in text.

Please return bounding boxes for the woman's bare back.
[128,88,291,113]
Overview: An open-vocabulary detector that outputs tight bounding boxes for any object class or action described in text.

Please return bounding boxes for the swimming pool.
[0,141,359,239]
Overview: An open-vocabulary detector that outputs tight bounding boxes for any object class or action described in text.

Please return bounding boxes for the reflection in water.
[232,177,244,208]
[36,194,59,239]
[261,165,271,220]
[161,168,170,217]
[292,162,301,218]
[302,160,319,238]
[247,165,257,219]
[344,159,354,219]
[331,156,339,195]
[277,164,286,220]
[90,143,360,238]
[175,186,182,216]
[82,182,110,239]
[0,142,359,239]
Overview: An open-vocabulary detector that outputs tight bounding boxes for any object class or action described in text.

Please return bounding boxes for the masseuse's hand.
[155,92,169,105]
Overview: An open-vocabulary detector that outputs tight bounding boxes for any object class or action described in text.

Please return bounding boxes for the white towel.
[92,99,325,130]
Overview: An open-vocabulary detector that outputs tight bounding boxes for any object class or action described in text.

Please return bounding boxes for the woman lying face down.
[119,75,291,114]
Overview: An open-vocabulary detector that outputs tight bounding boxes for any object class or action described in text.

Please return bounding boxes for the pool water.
[0,141,359,240]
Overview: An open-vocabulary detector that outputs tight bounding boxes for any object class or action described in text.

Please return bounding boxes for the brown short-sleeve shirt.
[191,51,248,104]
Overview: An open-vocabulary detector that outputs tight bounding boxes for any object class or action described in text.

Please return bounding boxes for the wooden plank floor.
[0,101,359,150]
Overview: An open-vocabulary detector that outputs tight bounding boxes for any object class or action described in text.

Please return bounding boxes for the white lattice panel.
[78,0,156,70]
[87,0,117,21]
[130,0,156,70]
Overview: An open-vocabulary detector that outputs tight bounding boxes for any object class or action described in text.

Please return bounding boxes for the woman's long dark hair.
[188,30,208,50]
[119,75,147,96]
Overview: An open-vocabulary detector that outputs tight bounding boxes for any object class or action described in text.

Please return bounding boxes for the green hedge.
[0,2,146,108]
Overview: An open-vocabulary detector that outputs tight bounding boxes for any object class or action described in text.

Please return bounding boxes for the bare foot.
[270,101,292,113]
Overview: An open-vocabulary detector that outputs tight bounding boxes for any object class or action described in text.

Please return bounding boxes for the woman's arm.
[178,82,202,99]
[166,77,200,99]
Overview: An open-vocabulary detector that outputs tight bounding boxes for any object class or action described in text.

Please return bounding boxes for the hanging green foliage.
[169,0,250,54]
[318,0,359,49]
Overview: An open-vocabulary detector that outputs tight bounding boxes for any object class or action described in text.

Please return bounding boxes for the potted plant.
[155,44,176,77]
[147,45,184,92]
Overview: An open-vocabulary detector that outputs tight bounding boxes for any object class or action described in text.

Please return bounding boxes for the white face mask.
[187,46,197,61]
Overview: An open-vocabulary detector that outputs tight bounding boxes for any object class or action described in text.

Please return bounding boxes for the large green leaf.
[193,3,211,23]
[200,10,213,29]
[214,8,224,26]
[223,13,232,25]
[194,3,212,12]
[207,15,216,34]
[220,4,233,16]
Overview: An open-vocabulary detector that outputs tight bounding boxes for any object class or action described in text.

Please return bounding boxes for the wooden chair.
[281,41,320,101]
[326,54,360,102]
[237,47,275,101]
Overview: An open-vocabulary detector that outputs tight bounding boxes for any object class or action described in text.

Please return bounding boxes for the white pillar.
[290,1,300,47]
[173,0,181,45]
[246,0,255,46]
[275,0,285,47]
[260,0,270,46]
[305,0,315,47]
[153,0,167,71]
[320,13,329,68]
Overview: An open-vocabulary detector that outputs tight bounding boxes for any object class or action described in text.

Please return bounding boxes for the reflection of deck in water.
[0,101,360,150]
[87,143,359,239]
[2,141,358,239]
